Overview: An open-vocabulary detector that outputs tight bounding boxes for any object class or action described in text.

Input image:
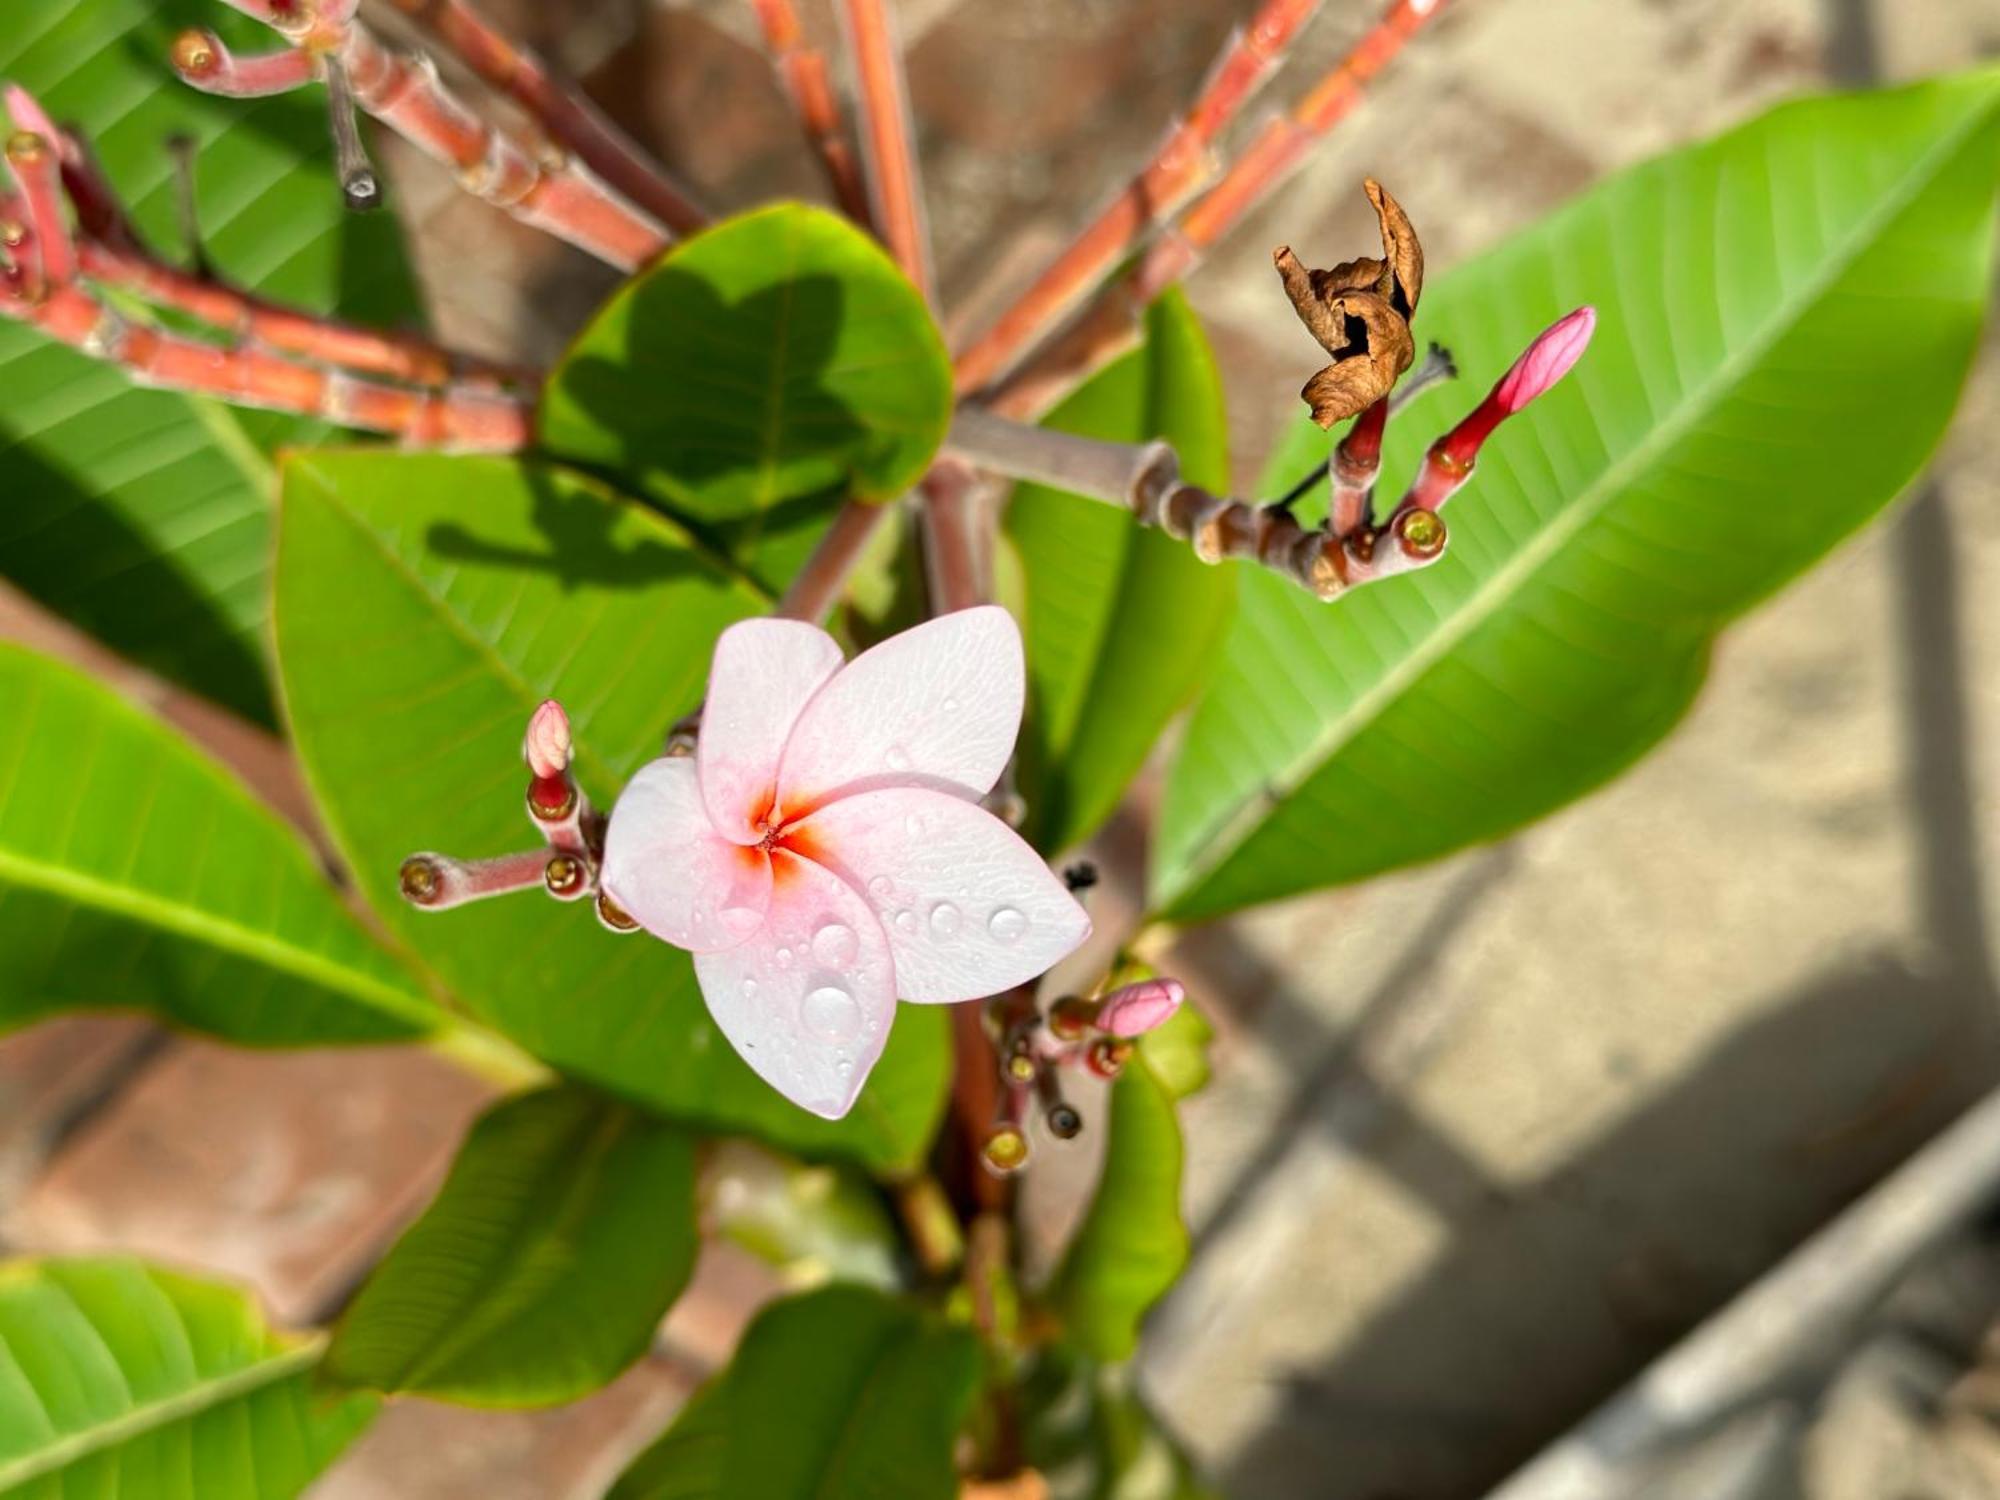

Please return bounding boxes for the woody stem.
[987,0,1454,421]
[952,0,1328,395]
[748,0,871,224]
[385,0,709,236]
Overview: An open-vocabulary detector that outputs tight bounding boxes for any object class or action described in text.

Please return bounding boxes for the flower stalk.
[384,0,710,236]
[951,0,1330,395]
[988,0,1454,420]
[172,0,669,269]
[749,0,871,225]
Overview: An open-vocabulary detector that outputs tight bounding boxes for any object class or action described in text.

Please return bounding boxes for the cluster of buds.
[978,885,1187,1177]
[1231,180,1596,598]
[398,700,637,932]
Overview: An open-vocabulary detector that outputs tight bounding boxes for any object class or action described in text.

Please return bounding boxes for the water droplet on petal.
[893,909,917,934]
[943,696,960,713]
[741,978,758,998]
[803,985,863,1041]
[812,920,858,967]
[929,901,961,937]
[775,946,794,968]
[988,907,1027,943]
[835,1056,853,1078]
[885,744,911,771]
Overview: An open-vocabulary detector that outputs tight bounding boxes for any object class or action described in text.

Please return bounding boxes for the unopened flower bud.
[4,130,47,168]
[595,889,639,932]
[1085,1037,1133,1079]
[1398,306,1597,517]
[1045,1103,1084,1140]
[524,699,571,779]
[1047,995,1097,1043]
[170,29,222,80]
[1003,1043,1038,1085]
[527,775,576,822]
[399,854,443,906]
[982,1125,1030,1175]
[544,853,587,899]
[1096,977,1185,1038]
[1492,305,1597,416]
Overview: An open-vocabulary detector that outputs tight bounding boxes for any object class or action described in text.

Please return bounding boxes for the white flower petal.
[794,786,1090,1004]
[602,757,772,953]
[694,851,897,1119]
[699,618,846,844]
[776,605,1023,817]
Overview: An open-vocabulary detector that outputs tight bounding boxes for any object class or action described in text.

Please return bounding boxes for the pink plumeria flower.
[601,606,1091,1119]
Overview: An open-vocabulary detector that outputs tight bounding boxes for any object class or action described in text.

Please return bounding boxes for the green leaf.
[605,1379,727,1500]
[1049,1058,1187,1364]
[0,1256,374,1497]
[1019,1347,1219,1500]
[1138,998,1214,1105]
[1153,70,2000,920]
[607,1286,981,1500]
[541,204,952,523]
[0,0,418,725]
[1004,289,1235,853]
[324,1084,696,1407]
[0,642,435,1045]
[272,450,952,1172]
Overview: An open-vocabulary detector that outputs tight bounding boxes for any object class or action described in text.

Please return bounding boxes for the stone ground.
[2,0,1998,1496]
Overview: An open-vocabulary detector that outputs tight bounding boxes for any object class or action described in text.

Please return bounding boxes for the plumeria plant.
[0,0,1996,1494]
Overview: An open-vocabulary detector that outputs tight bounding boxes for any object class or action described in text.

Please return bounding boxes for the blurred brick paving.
[3,1,1998,1496]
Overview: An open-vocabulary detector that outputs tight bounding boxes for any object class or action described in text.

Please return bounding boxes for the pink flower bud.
[2,84,57,143]
[1492,305,1597,415]
[524,699,572,779]
[1096,977,1185,1038]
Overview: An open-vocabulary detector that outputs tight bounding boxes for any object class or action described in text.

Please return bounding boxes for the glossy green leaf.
[0,0,417,725]
[325,1085,696,1407]
[0,1256,373,1497]
[1020,1347,1219,1500]
[0,642,435,1045]
[604,1380,726,1500]
[1153,71,2000,920]
[272,450,952,1172]
[1004,290,1235,854]
[1049,1057,1187,1364]
[541,204,952,522]
[607,1286,981,1500]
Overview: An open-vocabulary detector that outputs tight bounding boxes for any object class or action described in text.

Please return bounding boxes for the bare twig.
[774,499,892,622]
[837,0,932,298]
[945,407,1434,599]
[5,280,533,446]
[988,0,1452,419]
[748,0,871,224]
[920,458,989,611]
[386,0,709,237]
[951,0,1327,395]
[173,8,669,269]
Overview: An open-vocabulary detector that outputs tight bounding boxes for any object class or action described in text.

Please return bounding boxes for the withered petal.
[1299,290,1416,427]
[1317,256,1387,299]
[1364,178,1424,314]
[1274,244,1351,355]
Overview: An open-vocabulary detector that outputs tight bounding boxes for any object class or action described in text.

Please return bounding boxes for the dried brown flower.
[1274,178,1426,427]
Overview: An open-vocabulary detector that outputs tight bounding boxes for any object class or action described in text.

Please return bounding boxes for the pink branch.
[952,0,1327,395]
[749,0,871,224]
[386,0,710,237]
[837,0,932,298]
